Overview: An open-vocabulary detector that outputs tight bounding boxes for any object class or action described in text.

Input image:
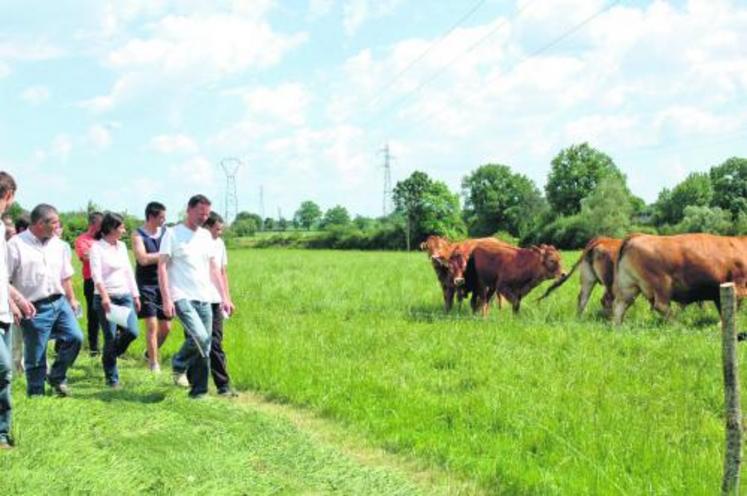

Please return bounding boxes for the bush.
[521,215,595,249]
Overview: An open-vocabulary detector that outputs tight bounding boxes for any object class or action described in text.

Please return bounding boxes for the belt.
[32,294,63,306]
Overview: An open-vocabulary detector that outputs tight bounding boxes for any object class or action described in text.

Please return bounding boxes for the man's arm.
[74,236,90,263]
[210,258,233,316]
[158,254,175,318]
[62,277,80,311]
[132,232,159,266]
[9,285,35,319]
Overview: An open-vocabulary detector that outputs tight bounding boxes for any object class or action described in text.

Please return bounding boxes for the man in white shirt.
[0,172,20,448]
[7,204,83,397]
[158,195,232,399]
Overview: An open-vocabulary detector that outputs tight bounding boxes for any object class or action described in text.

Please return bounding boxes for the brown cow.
[538,236,622,316]
[420,235,458,312]
[464,244,565,316]
[422,235,508,312]
[613,233,747,325]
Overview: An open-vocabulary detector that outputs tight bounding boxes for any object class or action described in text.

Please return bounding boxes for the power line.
[219,157,242,224]
[382,0,623,133]
[367,0,489,109]
[380,144,394,216]
[368,0,540,127]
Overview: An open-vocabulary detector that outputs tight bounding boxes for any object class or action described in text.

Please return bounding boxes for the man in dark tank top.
[131,202,173,374]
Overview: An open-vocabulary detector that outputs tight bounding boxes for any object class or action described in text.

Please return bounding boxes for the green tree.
[277,217,289,231]
[675,205,732,234]
[6,202,25,219]
[263,217,275,230]
[461,164,546,238]
[235,211,263,227]
[578,176,632,238]
[231,218,258,237]
[545,143,624,216]
[353,215,378,231]
[293,201,322,230]
[393,171,465,250]
[653,172,712,226]
[320,205,351,229]
[710,157,747,218]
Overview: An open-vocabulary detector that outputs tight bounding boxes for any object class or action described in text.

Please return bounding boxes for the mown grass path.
[0,355,478,495]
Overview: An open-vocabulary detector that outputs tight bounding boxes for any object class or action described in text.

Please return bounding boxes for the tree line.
[8,144,746,251]
[244,143,747,250]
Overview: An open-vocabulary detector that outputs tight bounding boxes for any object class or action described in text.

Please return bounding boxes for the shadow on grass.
[77,388,168,404]
[402,303,478,323]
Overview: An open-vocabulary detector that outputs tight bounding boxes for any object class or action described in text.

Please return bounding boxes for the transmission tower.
[219,157,242,224]
[380,143,393,216]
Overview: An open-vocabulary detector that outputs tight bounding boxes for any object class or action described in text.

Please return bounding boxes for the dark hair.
[88,211,103,226]
[95,212,124,240]
[14,214,29,233]
[0,172,17,198]
[145,201,166,220]
[30,204,58,225]
[188,194,211,209]
[204,211,224,228]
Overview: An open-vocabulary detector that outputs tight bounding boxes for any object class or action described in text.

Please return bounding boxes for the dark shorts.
[137,284,172,321]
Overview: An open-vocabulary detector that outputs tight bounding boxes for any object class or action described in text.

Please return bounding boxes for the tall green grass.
[220,248,739,495]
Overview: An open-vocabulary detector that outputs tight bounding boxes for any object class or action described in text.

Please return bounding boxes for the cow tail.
[537,237,602,301]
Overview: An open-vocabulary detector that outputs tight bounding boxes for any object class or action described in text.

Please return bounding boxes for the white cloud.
[0,39,65,61]
[235,83,311,126]
[88,125,113,150]
[150,134,199,154]
[169,156,216,186]
[343,0,402,36]
[20,86,50,105]
[51,134,73,162]
[0,62,9,79]
[308,0,335,20]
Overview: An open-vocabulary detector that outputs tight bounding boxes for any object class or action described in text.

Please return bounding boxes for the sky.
[1,0,746,222]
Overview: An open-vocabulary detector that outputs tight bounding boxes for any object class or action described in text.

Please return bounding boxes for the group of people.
[0,170,236,449]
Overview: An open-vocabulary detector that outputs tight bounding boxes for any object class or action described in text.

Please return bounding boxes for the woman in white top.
[89,212,141,388]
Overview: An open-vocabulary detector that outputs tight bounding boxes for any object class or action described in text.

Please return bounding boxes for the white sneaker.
[172,372,189,387]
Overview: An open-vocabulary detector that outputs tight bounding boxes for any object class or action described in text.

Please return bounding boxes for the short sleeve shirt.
[208,237,227,304]
[0,223,11,324]
[159,224,216,302]
[7,230,74,302]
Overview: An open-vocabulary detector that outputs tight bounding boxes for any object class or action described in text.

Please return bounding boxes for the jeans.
[84,278,102,352]
[0,323,12,442]
[20,296,83,396]
[94,294,139,385]
[172,300,212,397]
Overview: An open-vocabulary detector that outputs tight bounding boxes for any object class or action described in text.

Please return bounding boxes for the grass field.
[2,247,743,494]
[219,248,740,495]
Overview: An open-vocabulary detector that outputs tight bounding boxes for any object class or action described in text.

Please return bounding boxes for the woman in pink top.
[89,212,141,388]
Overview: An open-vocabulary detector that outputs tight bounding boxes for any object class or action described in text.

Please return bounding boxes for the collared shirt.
[159,224,216,302]
[208,237,228,304]
[74,232,96,280]
[0,223,11,324]
[7,229,74,302]
[89,239,139,297]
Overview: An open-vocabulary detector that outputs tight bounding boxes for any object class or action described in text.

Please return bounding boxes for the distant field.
[205,248,743,495]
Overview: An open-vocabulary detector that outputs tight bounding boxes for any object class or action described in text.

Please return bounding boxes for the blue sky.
[1,0,745,222]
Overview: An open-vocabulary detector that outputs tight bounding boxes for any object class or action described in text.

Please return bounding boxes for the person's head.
[95,212,126,241]
[29,204,59,241]
[0,171,17,214]
[87,211,103,235]
[14,214,29,234]
[2,213,15,240]
[145,201,166,227]
[204,211,224,239]
[186,194,211,228]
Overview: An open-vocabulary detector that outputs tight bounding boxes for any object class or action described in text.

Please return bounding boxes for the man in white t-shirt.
[158,195,233,398]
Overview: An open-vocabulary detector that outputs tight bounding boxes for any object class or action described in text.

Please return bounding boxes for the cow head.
[421,235,448,255]
[447,248,470,287]
[537,244,564,280]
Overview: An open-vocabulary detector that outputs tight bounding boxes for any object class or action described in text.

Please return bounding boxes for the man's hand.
[163,299,175,319]
[101,297,111,314]
[222,300,235,318]
[133,296,141,313]
[14,294,36,320]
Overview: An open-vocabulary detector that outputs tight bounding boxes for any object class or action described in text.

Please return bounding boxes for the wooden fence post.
[720,282,742,495]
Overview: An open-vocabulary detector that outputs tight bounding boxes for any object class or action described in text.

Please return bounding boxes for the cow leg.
[482,287,495,317]
[494,294,503,310]
[443,285,455,313]
[652,294,672,320]
[601,288,615,318]
[577,262,597,316]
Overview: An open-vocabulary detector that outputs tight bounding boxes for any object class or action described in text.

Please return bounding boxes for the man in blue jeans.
[158,195,232,399]
[7,203,83,398]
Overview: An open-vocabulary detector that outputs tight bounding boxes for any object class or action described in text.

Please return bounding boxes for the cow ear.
[431,255,448,267]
